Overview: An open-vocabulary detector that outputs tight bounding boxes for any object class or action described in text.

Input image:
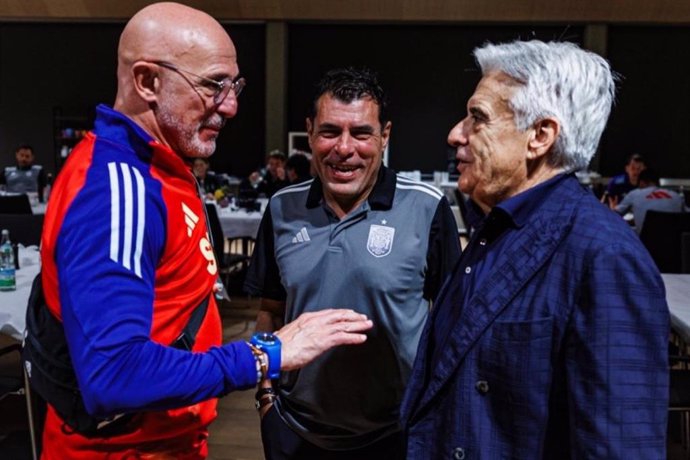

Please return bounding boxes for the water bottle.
[43,172,54,203]
[0,229,16,291]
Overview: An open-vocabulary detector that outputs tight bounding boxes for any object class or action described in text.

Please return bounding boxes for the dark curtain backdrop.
[287,24,584,174]
[0,22,265,178]
[602,26,690,177]
[1,22,689,179]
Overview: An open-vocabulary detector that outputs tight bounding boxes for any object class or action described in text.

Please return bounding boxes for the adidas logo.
[292,227,311,243]
[182,202,199,237]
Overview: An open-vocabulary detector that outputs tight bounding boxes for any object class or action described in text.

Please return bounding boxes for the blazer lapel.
[408,178,582,419]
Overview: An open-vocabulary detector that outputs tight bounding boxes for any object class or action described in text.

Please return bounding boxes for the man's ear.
[381,121,392,151]
[131,61,159,103]
[527,118,560,160]
[305,117,314,149]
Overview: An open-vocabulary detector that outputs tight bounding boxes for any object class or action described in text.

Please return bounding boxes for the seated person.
[605,153,645,201]
[285,152,312,184]
[192,157,221,200]
[611,168,688,232]
[1,144,48,201]
[242,150,289,197]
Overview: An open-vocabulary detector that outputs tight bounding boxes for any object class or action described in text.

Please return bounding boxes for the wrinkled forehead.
[469,72,519,110]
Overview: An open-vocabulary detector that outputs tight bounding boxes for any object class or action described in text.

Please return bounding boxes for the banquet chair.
[204,204,253,295]
[682,232,690,274]
[0,343,39,459]
[0,194,32,215]
[0,214,44,247]
[639,211,690,273]
[670,354,690,457]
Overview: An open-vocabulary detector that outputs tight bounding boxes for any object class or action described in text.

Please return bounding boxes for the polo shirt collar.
[306,164,396,210]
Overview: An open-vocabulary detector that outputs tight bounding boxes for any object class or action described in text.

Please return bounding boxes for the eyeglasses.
[153,61,246,105]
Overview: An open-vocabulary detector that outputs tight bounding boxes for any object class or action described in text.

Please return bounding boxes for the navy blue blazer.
[401,174,670,459]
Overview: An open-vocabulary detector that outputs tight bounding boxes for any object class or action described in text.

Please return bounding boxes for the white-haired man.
[401,40,669,458]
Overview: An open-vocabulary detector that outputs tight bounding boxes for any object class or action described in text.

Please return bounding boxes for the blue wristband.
[250,332,281,379]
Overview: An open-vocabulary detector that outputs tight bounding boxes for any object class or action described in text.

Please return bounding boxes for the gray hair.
[474,40,616,171]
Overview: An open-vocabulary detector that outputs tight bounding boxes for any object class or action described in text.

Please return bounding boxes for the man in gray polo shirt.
[244,67,461,459]
[1,144,47,199]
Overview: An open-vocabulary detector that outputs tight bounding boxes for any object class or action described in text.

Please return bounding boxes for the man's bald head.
[117,2,234,70]
[113,2,240,158]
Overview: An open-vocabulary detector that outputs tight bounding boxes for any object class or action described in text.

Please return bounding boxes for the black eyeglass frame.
[152,60,246,105]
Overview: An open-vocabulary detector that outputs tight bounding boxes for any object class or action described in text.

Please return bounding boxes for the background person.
[193,157,221,199]
[244,149,290,197]
[244,67,461,460]
[37,3,372,458]
[1,144,47,200]
[611,167,688,232]
[604,152,646,202]
[285,152,312,184]
[401,40,669,459]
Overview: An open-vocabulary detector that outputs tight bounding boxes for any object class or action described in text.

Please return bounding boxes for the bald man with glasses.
[32,3,372,458]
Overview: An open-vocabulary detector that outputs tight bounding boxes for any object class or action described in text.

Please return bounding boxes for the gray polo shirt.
[245,166,460,450]
[2,165,44,193]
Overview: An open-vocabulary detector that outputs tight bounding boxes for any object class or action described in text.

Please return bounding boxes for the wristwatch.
[250,332,281,380]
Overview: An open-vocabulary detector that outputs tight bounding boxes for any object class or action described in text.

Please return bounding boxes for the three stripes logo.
[182,202,199,237]
[292,227,311,243]
[108,162,146,278]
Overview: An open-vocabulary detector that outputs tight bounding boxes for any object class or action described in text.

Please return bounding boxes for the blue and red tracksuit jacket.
[40,104,257,459]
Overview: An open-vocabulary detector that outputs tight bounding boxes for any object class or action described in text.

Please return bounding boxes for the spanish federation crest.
[367,224,395,258]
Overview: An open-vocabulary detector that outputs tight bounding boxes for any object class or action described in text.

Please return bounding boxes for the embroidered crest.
[367,224,395,258]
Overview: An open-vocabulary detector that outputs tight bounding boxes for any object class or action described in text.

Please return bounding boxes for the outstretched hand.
[275,309,373,371]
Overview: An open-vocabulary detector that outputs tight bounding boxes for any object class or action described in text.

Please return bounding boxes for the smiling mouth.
[327,164,360,180]
[329,164,358,173]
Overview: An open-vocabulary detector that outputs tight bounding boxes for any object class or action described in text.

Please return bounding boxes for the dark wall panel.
[216,23,265,177]
[287,24,583,173]
[0,23,121,175]
[0,22,265,178]
[603,26,690,178]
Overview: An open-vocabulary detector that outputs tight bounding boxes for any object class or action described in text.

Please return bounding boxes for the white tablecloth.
[0,245,40,341]
[216,198,267,239]
[662,273,690,344]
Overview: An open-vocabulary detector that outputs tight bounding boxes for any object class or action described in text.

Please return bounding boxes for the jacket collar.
[94,104,155,160]
[94,104,195,185]
[466,173,568,230]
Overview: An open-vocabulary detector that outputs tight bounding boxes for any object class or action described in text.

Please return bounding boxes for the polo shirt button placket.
[452,447,466,459]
